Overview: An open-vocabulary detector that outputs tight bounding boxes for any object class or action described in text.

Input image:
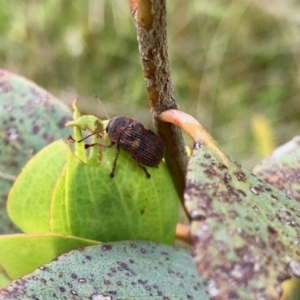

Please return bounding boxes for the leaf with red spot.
[159,110,300,300]
[0,241,208,300]
[0,70,72,289]
[253,136,300,202]
[0,69,72,235]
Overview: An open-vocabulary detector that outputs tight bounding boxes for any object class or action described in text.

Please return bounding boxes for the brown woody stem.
[130,0,187,203]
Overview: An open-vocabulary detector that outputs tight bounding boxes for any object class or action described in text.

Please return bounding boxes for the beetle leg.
[84,141,114,149]
[110,144,121,178]
[131,156,151,179]
[140,165,151,179]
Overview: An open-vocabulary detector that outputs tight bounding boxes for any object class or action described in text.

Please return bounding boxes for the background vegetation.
[1,0,300,168]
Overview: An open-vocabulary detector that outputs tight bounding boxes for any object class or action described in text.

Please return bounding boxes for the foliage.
[253,136,300,201]
[0,86,179,292]
[159,109,300,299]
[7,103,178,243]
[0,233,99,280]
[0,69,72,234]
[0,69,73,289]
[0,241,207,300]
[0,1,300,166]
[1,1,300,299]
[2,82,300,298]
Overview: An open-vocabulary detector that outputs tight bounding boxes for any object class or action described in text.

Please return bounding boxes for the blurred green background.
[1,0,299,168]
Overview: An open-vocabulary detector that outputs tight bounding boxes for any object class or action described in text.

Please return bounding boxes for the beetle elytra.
[83,116,165,178]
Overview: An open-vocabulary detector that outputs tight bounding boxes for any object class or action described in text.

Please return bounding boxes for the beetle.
[84,116,165,178]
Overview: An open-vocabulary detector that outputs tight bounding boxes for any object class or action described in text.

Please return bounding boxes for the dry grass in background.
[1,0,300,168]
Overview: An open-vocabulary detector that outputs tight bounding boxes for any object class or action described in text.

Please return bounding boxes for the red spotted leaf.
[0,69,72,235]
[159,110,300,300]
[253,136,300,202]
[0,241,208,299]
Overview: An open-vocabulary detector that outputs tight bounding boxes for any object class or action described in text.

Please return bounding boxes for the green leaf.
[65,115,103,133]
[0,69,72,234]
[65,113,105,166]
[253,135,300,202]
[7,104,178,244]
[0,241,208,299]
[0,233,99,281]
[0,267,10,290]
[7,140,67,232]
[51,141,178,244]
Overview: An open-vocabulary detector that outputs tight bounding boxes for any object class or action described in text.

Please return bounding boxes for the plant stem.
[130,0,187,203]
[176,223,190,243]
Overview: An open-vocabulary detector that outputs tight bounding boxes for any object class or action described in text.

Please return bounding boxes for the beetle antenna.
[77,130,104,143]
[95,94,110,120]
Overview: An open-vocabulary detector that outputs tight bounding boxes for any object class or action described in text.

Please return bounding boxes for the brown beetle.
[84,116,165,178]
